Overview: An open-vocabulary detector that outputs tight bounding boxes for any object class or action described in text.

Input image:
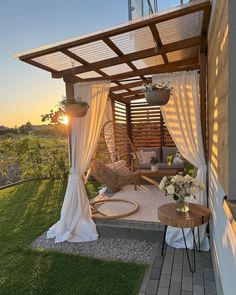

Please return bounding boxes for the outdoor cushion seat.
[106,160,132,177]
[91,160,139,192]
[157,163,183,170]
[135,146,184,170]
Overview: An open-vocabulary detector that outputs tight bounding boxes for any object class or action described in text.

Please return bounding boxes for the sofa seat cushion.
[157,163,183,170]
[140,162,152,169]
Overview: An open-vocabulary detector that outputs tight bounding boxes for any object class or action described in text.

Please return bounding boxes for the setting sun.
[63,115,68,125]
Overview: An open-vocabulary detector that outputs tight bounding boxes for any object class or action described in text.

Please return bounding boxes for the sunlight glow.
[63,116,68,125]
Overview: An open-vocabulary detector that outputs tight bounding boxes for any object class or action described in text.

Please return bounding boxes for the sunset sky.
[0,0,182,127]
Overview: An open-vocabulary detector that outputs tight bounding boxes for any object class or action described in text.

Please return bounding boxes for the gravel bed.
[32,232,158,264]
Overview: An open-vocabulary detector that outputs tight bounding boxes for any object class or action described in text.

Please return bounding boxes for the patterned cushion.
[172,155,184,168]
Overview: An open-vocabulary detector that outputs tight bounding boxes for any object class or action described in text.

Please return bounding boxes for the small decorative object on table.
[63,96,89,117]
[150,156,159,172]
[141,81,173,106]
[159,174,204,212]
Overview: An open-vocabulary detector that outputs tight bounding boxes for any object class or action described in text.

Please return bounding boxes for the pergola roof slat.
[52,36,201,78]
[16,0,210,61]
[15,0,211,101]
[149,24,169,63]
[103,37,145,79]
[80,57,199,82]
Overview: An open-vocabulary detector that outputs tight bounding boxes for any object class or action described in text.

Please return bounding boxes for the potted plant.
[62,96,89,118]
[167,152,195,175]
[41,96,89,125]
[159,174,204,212]
[150,156,159,172]
[141,82,173,106]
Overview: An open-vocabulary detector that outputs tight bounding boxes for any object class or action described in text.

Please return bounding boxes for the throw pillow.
[172,154,185,168]
[140,151,156,164]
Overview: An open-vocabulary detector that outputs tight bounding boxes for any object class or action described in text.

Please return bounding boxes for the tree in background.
[19,121,33,134]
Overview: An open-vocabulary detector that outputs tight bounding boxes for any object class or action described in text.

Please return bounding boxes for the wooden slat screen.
[113,101,131,166]
[129,101,175,148]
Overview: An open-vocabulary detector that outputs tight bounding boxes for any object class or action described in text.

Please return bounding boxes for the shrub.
[0,135,69,183]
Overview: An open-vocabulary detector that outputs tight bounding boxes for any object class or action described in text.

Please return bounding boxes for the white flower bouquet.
[159,174,204,212]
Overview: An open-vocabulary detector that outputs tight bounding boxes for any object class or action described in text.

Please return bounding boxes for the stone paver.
[139,244,217,295]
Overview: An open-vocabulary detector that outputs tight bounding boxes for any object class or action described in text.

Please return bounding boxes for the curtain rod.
[111,77,150,83]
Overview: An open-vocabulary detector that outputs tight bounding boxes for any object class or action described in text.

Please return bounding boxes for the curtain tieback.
[69,173,84,181]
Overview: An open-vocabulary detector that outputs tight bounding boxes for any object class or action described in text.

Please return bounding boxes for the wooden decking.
[141,244,216,295]
[157,246,216,295]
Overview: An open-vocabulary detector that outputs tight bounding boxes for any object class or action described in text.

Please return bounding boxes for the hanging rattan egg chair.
[91,120,141,192]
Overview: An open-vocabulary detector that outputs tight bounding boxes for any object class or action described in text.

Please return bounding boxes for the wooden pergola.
[16,0,211,150]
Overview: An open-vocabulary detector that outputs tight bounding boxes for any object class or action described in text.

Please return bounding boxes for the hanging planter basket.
[65,103,89,117]
[145,89,171,106]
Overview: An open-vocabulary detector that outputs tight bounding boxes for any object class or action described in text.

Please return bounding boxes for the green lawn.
[0,180,146,295]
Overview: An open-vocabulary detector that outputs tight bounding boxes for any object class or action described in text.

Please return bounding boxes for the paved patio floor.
[141,243,216,295]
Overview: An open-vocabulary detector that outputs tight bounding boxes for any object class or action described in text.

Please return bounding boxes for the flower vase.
[175,200,189,213]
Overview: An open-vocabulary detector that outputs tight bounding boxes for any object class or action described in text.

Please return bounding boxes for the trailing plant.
[41,96,89,124]
[167,152,195,176]
[141,81,173,92]
[150,156,159,165]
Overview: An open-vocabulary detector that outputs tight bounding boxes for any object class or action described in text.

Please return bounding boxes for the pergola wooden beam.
[110,80,151,92]
[76,58,199,82]
[52,36,201,78]
[110,89,143,99]
[110,93,146,102]
[149,24,168,63]
[18,1,210,61]
[103,37,145,79]
[113,81,135,96]
[200,5,211,52]
[25,59,59,74]
[61,49,109,78]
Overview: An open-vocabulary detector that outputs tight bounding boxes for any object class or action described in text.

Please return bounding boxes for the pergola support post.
[160,112,164,162]
[199,52,207,160]
[126,102,132,167]
[65,82,74,166]
[199,52,208,207]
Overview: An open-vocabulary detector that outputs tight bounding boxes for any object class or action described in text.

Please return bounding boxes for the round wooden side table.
[158,203,210,273]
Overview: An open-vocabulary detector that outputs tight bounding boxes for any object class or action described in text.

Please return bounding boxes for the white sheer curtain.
[103,99,113,123]
[47,81,110,243]
[153,71,209,250]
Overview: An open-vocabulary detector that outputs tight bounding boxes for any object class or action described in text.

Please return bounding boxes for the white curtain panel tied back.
[47,81,110,243]
[153,71,209,250]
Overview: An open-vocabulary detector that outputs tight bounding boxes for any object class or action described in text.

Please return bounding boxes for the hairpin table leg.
[161,225,168,256]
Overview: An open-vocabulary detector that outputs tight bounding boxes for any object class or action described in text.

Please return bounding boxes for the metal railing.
[128,0,191,20]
